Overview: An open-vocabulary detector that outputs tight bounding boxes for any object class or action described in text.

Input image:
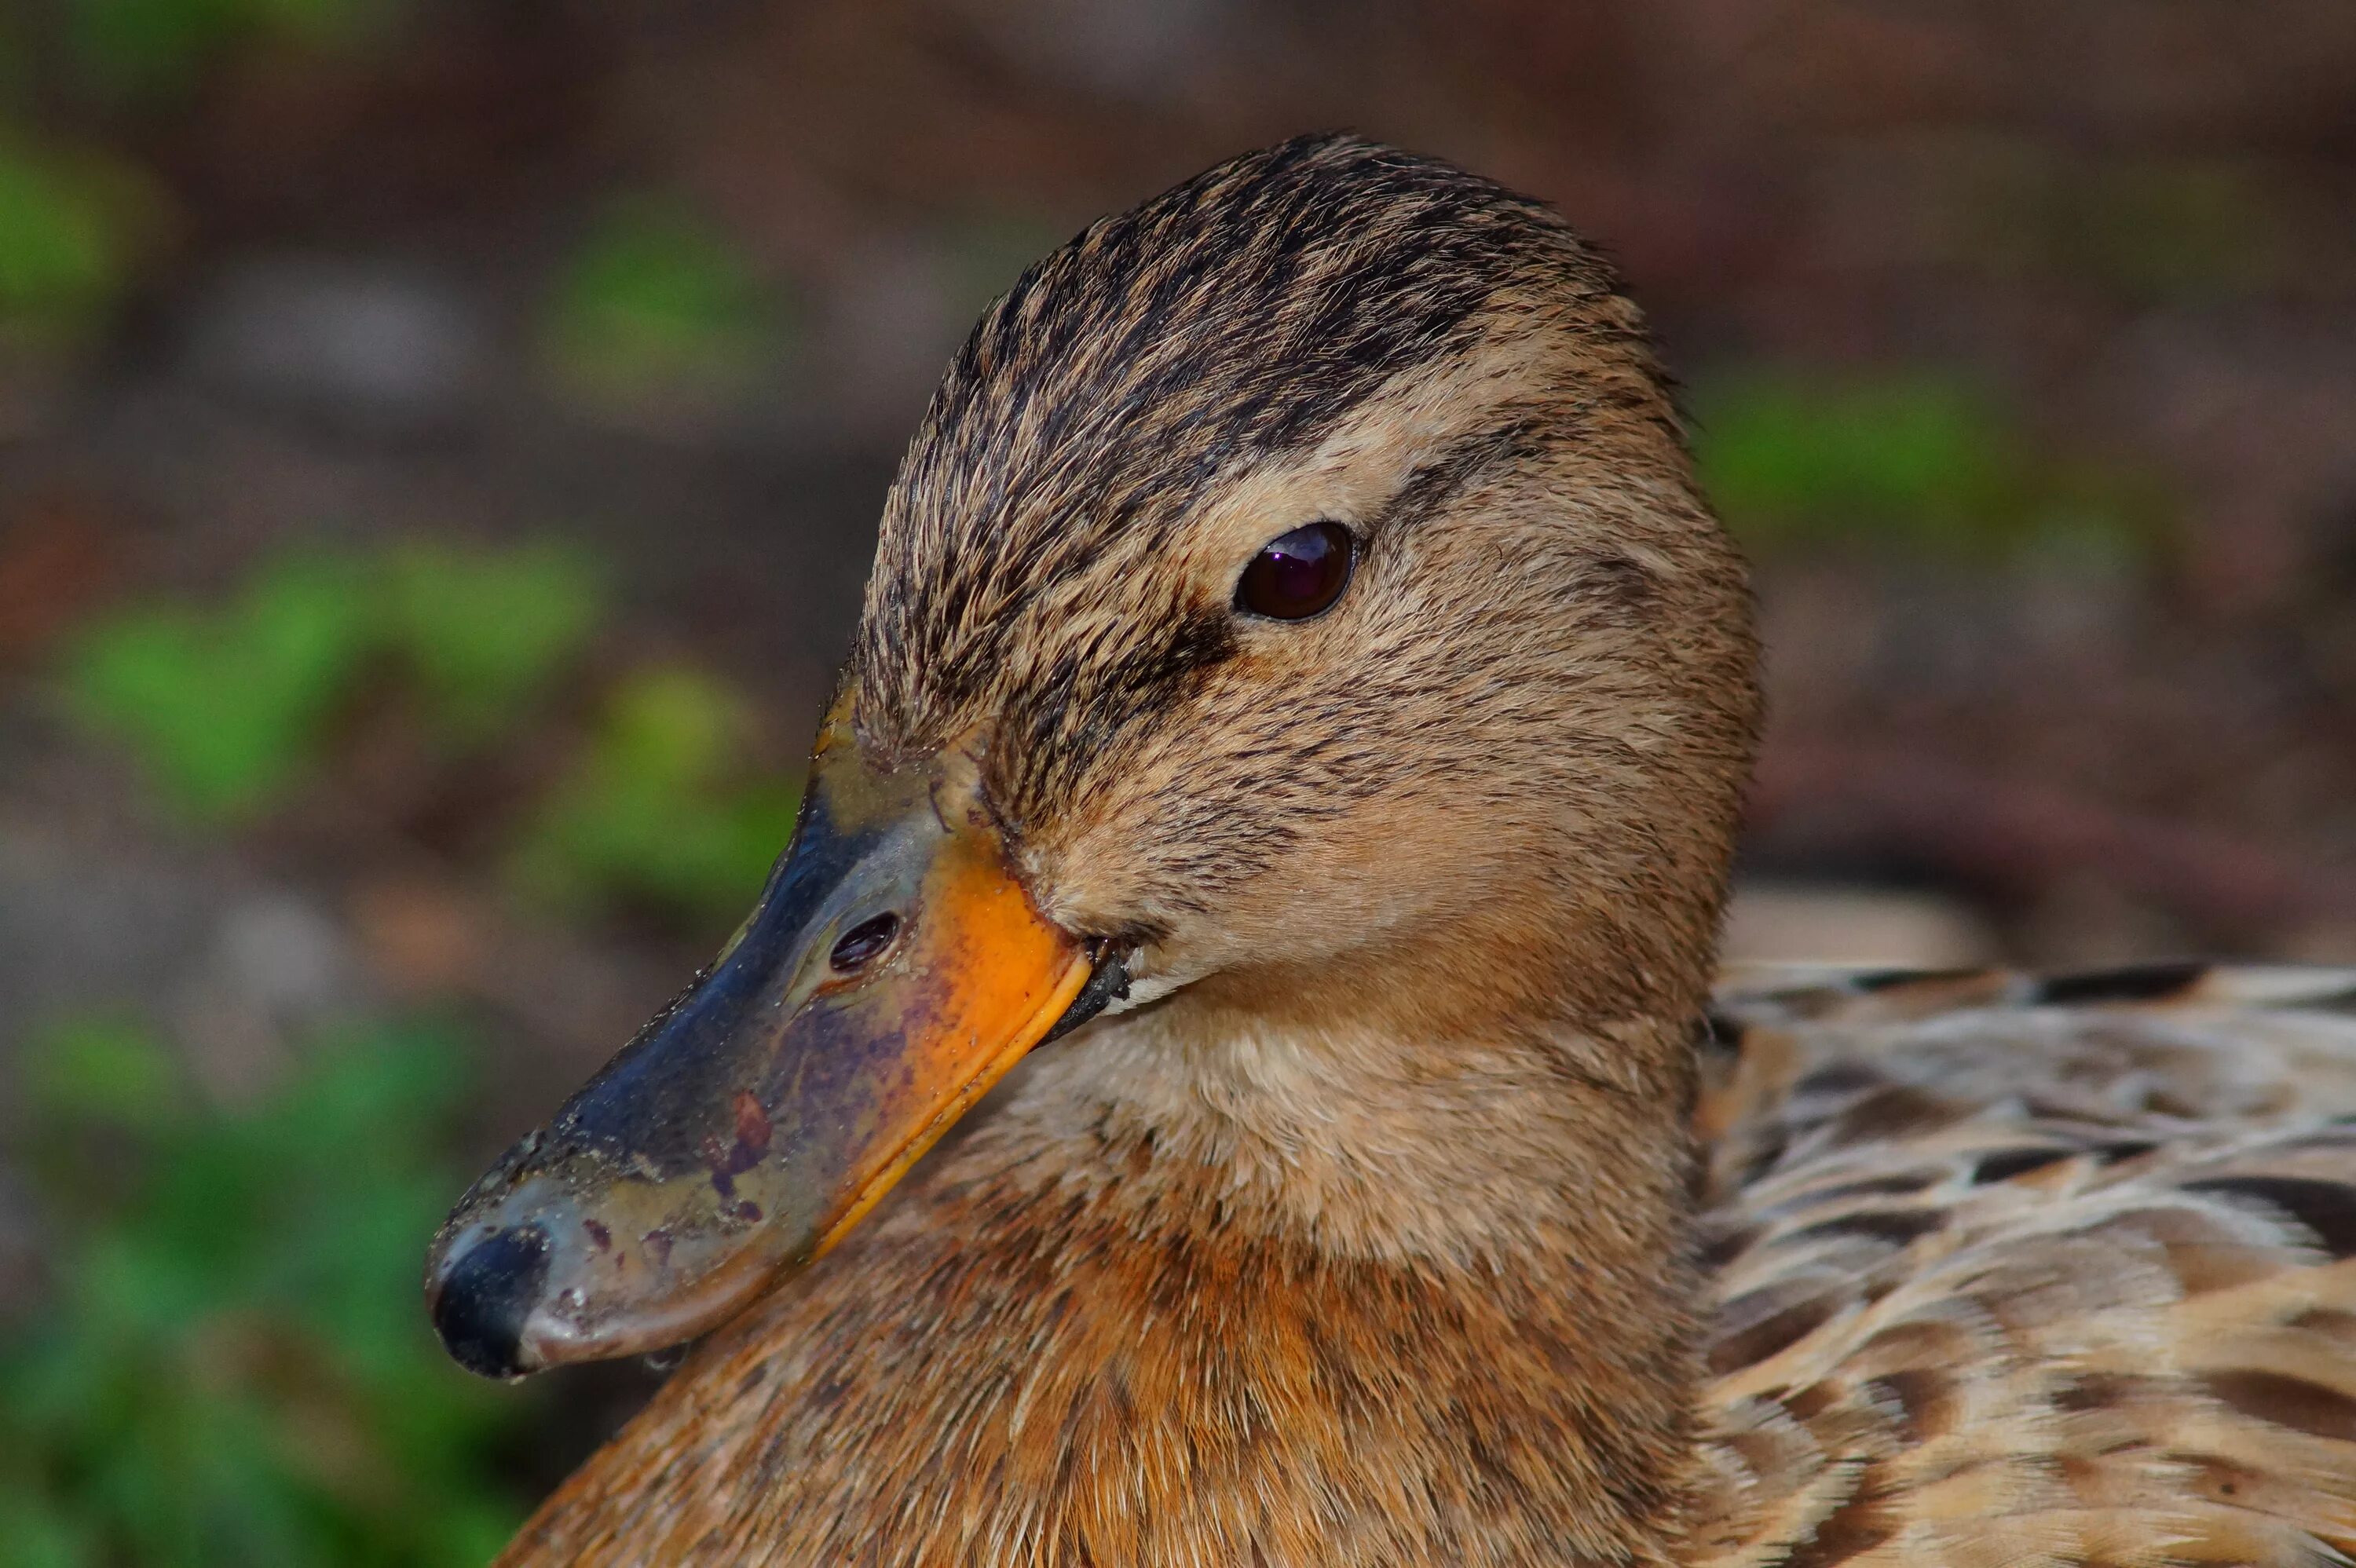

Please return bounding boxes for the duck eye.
[1235,521,1355,621]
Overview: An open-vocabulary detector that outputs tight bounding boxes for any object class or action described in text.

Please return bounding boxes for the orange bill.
[423,702,1112,1379]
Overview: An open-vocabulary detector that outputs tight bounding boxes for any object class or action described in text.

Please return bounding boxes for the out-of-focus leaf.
[514,666,799,927]
[543,197,777,401]
[68,539,610,817]
[1966,148,2288,305]
[64,0,398,99]
[20,1014,180,1130]
[2,1014,536,1568]
[2068,160,2284,303]
[69,555,375,817]
[1691,371,2172,564]
[0,1487,97,1568]
[384,541,604,739]
[0,141,150,338]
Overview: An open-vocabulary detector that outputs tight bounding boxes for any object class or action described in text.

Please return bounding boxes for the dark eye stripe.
[1235,521,1355,621]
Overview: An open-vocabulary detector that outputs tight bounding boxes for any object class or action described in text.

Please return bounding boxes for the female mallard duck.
[426,135,2356,1566]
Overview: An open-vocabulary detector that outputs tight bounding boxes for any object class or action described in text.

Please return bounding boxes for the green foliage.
[0,0,412,337]
[1691,371,2172,563]
[514,667,799,927]
[20,1014,180,1133]
[71,556,379,817]
[543,198,778,401]
[0,1014,535,1568]
[2060,160,2284,303]
[0,141,148,340]
[69,542,605,818]
[1963,150,2286,305]
[68,537,799,931]
[383,543,605,741]
[63,0,399,100]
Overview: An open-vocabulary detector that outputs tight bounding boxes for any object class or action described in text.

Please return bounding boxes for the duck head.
[426,135,1759,1380]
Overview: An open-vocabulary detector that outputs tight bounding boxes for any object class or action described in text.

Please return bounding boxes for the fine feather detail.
[1692,963,2356,1568]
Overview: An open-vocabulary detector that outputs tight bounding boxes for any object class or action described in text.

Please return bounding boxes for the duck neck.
[1001,967,1710,1559]
[1053,976,1703,1265]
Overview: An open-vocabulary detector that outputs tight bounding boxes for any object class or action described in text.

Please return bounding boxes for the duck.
[424,134,2356,1566]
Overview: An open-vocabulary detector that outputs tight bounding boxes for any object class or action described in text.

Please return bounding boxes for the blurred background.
[2,1,2354,1561]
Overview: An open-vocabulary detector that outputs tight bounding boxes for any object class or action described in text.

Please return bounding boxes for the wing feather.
[1691,964,2356,1568]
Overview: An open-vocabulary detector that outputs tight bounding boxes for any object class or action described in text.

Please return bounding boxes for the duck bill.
[425,706,1093,1380]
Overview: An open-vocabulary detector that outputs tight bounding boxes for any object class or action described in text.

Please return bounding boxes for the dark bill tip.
[432,1223,552,1380]
[421,708,1095,1379]
[1041,945,1132,1045]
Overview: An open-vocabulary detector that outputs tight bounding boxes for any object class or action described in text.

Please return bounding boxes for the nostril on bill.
[432,1223,553,1380]
[829,912,901,974]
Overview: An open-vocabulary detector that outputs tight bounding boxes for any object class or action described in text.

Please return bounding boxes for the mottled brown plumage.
[1692,963,2356,1568]
[495,138,2356,1566]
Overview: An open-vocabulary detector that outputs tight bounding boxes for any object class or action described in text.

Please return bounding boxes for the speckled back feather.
[1690,961,2356,1568]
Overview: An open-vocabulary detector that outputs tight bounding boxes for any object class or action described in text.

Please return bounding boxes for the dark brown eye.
[829,912,900,974]
[1235,521,1355,621]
